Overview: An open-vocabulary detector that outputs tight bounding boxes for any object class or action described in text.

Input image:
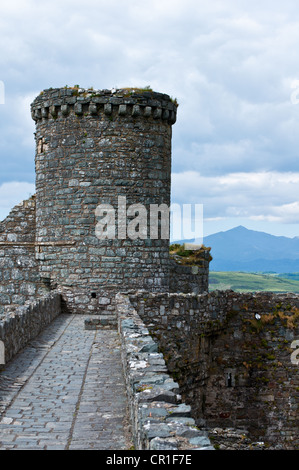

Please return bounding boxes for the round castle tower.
[31,86,177,314]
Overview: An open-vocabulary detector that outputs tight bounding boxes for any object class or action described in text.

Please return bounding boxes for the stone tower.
[31,86,177,314]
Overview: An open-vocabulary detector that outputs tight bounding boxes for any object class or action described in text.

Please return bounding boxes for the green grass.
[277,272,299,281]
[209,271,299,293]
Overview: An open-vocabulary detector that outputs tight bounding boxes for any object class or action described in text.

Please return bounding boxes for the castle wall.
[115,293,214,450]
[128,290,299,449]
[0,292,61,364]
[31,87,177,314]
[169,254,210,294]
[2,83,298,451]
[0,196,42,315]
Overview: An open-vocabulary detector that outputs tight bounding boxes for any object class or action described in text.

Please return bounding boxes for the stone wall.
[115,293,214,450]
[169,255,210,294]
[0,292,61,364]
[128,290,299,449]
[199,292,299,450]
[0,196,43,315]
[31,87,177,314]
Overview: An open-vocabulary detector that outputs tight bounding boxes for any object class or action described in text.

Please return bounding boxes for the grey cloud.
[1,0,299,233]
[171,171,299,223]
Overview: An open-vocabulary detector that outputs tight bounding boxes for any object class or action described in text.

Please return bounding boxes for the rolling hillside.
[209,271,299,293]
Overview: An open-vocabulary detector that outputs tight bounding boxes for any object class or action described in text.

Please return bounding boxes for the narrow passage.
[0,314,131,450]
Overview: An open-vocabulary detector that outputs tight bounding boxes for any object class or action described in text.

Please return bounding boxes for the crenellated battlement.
[31,87,178,124]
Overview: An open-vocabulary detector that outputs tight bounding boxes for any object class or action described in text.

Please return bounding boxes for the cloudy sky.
[1,0,299,239]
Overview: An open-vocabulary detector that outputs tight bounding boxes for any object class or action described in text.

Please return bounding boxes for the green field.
[209,271,299,293]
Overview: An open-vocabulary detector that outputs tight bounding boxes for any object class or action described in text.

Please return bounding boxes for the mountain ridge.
[173,225,299,273]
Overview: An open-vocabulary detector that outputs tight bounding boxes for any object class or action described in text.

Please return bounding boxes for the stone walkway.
[0,314,131,450]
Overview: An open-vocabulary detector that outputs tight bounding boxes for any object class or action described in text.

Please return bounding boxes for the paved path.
[0,314,131,450]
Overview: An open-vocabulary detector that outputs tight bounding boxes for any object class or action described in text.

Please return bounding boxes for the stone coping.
[0,293,61,365]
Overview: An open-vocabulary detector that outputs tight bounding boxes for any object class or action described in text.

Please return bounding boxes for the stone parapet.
[0,196,42,315]
[115,293,214,450]
[127,290,299,449]
[169,245,211,294]
[0,293,61,365]
[169,259,210,294]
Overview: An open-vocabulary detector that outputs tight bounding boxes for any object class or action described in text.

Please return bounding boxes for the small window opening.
[91,292,97,299]
[227,373,233,388]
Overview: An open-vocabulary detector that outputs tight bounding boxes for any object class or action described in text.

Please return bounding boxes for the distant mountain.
[175,225,299,273]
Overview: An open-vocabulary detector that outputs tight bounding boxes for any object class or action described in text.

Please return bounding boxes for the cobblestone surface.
[0,314,131,450]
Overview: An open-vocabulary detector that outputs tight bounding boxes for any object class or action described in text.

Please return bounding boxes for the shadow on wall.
[127,290,299,450]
